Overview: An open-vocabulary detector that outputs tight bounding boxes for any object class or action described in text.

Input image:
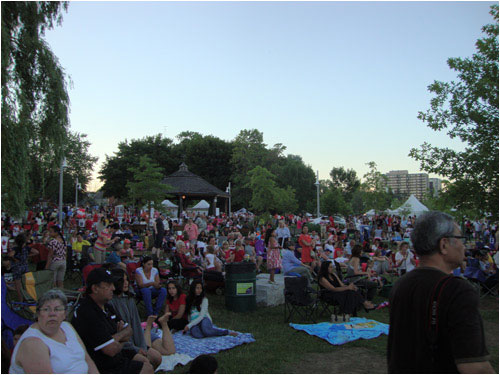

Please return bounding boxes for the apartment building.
[385,170,438,200]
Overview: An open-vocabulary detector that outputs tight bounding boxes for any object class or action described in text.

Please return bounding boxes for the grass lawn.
[63,269,498,374]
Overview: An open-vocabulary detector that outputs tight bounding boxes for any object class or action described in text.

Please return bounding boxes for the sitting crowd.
[2,206,498,373]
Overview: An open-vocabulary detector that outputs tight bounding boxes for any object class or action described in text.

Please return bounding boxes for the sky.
[43,1,496,192]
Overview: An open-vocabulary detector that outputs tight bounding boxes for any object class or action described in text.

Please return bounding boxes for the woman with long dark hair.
[346,245,378,304]
[164,280,188,331]
[318,261,375,321]
[183,281,238,339]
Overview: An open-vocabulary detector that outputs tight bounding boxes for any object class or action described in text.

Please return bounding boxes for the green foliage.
[99,134,176,199]
[321,188,352,216]
[330,166,361,200]
[245,166,298,214]
[410,5,499,219]
[362,161,388,192]
[230,129,269,209]
[1,1,70,215]
[126,156,171,213]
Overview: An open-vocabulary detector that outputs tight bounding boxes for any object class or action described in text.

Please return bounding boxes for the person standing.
[387,211,493,373]
[152,214,165,258]
[298,225,314,265]
[276,221,291,249]
[184,218,199,248]
[93,223,120,264]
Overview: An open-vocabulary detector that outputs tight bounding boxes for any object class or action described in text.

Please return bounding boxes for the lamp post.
[75,177,81,208]
[58,157,67,227]
[315,170,320,218]
[226,182,231,217]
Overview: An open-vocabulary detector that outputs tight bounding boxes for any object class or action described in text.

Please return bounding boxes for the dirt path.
[283,348,387,374]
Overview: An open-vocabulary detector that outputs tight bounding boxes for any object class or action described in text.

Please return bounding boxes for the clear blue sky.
[44,1,496,191]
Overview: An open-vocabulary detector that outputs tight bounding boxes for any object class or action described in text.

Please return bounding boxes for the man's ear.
[438,237,448,255]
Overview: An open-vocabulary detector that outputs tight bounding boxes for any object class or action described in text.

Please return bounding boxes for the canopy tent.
[187,199,210,214]
[235,208,254,215]
[161,199,178,208]
[387,194,429,217]
[160,199,178,217]
[364,209,376,217]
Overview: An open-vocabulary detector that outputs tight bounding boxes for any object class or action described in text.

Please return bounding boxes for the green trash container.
[225,262,256,312]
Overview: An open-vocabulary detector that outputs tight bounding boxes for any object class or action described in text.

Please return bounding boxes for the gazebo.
[161,162,230,217]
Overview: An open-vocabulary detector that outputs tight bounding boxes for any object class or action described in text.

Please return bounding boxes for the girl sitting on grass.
[183,281,238,339]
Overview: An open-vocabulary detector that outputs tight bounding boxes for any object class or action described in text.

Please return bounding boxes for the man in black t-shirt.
[72,268,155,374]
[387,211,493,373]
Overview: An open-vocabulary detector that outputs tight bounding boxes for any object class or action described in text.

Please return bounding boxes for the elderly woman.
[9,289,99,373]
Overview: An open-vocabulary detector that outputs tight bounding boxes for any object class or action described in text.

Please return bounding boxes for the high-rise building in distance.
[385,170,440,200]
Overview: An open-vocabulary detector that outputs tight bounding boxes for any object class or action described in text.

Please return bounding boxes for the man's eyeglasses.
[38,306,66,313]
[444,236,467,244]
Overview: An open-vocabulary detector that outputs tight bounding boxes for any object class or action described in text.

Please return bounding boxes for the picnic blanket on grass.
[290,317,389,345]
[154,328,255,372]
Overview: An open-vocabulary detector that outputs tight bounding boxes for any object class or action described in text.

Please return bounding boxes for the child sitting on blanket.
[183,281,238,339]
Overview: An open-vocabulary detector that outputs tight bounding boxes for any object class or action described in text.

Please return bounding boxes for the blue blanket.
[167,330,255,358]
[290,317,389,345]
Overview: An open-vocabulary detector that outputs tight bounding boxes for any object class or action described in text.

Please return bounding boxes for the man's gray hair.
[36,289,68,312]
[410,211,456,257]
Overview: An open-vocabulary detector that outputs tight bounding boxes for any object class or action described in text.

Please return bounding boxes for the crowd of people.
[1,204,499,373]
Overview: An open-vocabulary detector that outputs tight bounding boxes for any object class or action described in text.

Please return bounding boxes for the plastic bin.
[225,262,256,312]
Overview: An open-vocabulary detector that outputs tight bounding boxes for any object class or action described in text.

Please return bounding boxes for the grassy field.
[62,268,498,374]
[165,290,498,374]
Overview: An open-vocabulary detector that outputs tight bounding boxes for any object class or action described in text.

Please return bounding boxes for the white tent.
[161,199,178,208]
[390,194,429,217]
[187,200,210,214]
[364,209,376,217]
[161,199,178,217]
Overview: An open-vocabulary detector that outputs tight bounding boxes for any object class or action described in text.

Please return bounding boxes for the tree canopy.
[410,5,499,219]
[2,2,98,214]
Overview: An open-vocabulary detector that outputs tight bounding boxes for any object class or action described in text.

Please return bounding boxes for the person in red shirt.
[163,281,188,331]
[228,240,245,263]
[298,226,314,265]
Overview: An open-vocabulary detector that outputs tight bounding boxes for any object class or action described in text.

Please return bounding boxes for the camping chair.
[464,257,499,299]
[284,276,318,323]
[65,246,83,286]
[6,270,82,321]
[316,288,345,321]
[2,277,33,349]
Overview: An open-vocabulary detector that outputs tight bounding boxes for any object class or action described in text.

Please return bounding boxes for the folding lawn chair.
[284,276,317,323]
[2,277,33,350]
[464,257,499,299]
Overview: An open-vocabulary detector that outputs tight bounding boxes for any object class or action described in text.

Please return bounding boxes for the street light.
[315,170,320,218]
[75,177,81,208]
[58,157,67,227]
[226,182,231,217]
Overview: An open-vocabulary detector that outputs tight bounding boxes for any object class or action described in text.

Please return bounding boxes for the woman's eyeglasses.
[38,306,66,313]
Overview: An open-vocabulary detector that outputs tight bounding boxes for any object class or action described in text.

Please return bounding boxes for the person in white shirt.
[395,242,416,275]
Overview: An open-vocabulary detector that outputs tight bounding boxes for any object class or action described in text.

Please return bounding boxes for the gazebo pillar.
[178,196,183,218]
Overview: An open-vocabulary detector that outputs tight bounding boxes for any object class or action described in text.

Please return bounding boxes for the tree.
[126,156,171,214]
[245,166,298,214]
[329,166,361,200]
[322,188,352,216]
[361,162,388,192]
[230,129,268,209]
[410,5,499,219]
[274,154,316,212]
[2,1,70,215]
[33,131,98,204]
[99,134,176,199]
[173,133,233,191]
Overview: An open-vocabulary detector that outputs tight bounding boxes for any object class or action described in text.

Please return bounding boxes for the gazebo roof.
[162,162,230,198]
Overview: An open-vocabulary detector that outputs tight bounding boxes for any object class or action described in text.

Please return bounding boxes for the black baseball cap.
[86,267,116,290]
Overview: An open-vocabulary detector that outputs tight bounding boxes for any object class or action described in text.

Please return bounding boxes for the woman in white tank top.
[9,289,97,374]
